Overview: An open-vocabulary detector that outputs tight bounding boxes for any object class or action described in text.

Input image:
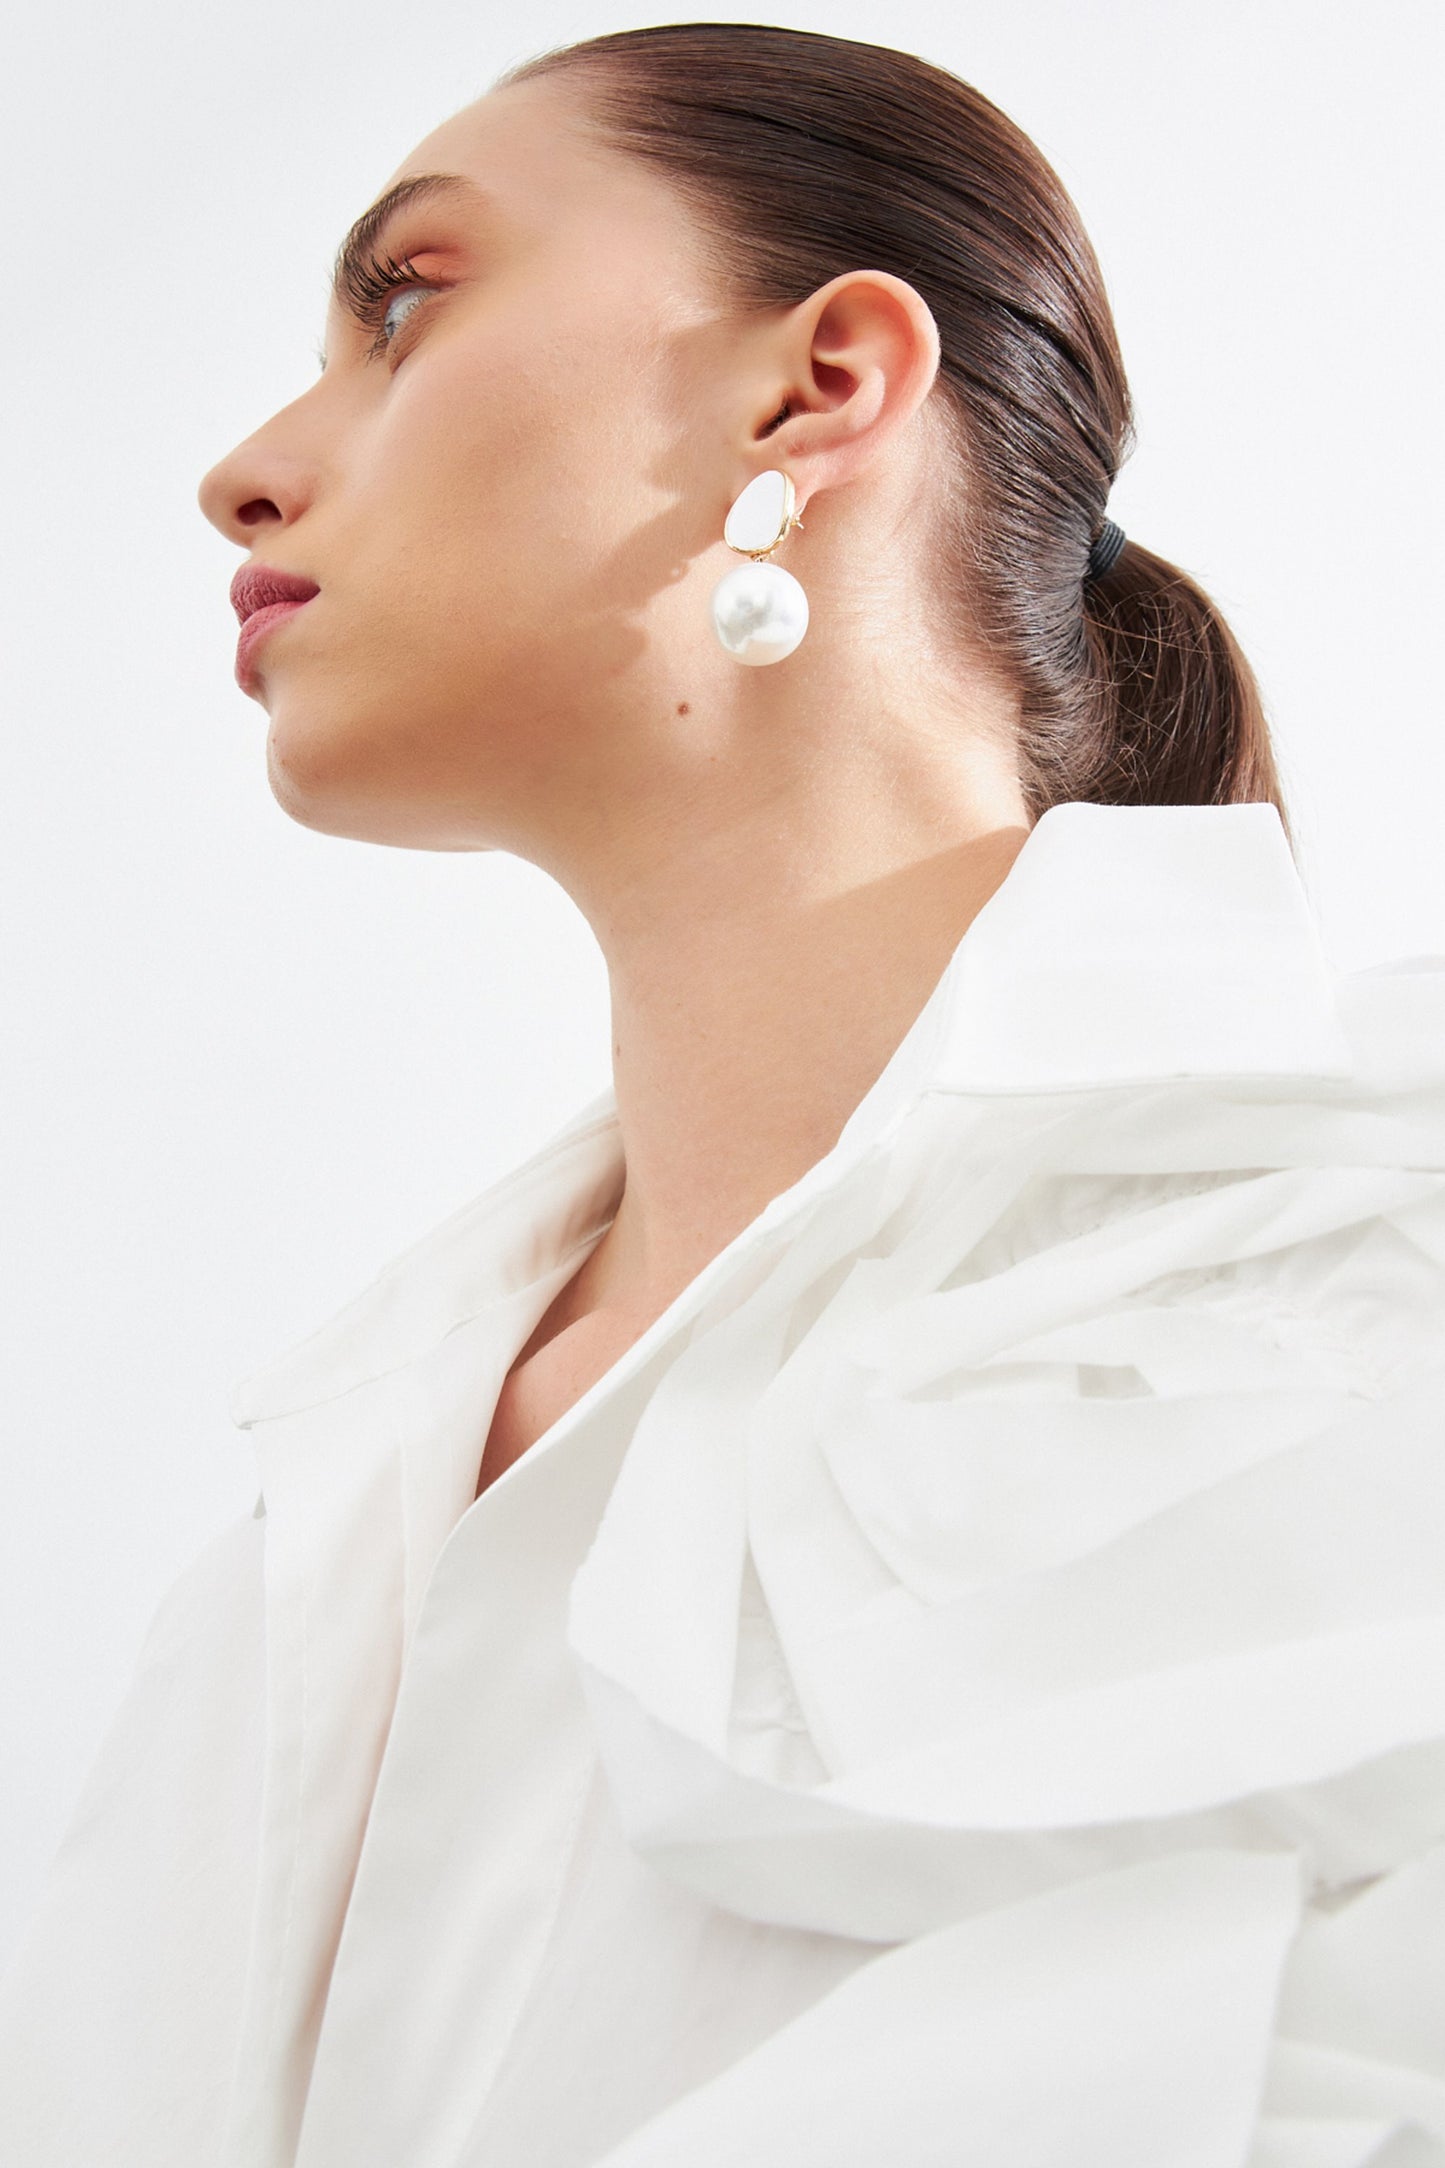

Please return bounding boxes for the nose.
[196,406,317,548]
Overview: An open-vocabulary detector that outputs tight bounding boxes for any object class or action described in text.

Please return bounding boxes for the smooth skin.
[197,72,1032,1492]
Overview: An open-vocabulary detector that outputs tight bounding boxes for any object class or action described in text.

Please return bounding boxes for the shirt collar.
[917,796,1352,1096]
[227,799,1353,1428]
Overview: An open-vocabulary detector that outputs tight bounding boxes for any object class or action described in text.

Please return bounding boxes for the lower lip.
[235,598,315,691]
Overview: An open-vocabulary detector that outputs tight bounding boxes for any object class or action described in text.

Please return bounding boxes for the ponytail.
[1069,542,1292,851]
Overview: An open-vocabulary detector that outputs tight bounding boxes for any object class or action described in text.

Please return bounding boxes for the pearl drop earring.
[709,470,809,666]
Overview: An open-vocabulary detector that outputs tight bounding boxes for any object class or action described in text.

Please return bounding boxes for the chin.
[263,715,351,833]
[262,724,495,853]
[261,720,388,843]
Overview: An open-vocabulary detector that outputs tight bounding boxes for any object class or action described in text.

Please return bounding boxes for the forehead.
[377,76,686,247]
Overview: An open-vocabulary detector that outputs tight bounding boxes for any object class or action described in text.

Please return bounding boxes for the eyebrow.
[317,171,484,370]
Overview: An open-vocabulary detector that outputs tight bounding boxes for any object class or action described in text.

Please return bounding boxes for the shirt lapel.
[218,1107,626,2168]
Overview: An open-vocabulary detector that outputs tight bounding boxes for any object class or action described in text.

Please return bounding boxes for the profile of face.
[197,72,943,869]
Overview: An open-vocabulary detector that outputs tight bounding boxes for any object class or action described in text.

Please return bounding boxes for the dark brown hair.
[499,22,1292,846]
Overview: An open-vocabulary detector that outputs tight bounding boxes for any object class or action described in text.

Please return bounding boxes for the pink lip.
[229,563,320,693]
[234,596,315,692]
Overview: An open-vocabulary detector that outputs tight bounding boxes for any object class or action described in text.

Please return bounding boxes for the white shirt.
[4,798,1445,2168]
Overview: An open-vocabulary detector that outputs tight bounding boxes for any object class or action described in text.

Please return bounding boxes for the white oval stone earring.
[709,469,809,666]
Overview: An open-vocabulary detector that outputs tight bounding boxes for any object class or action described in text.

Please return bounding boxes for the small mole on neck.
[676,702,690,716]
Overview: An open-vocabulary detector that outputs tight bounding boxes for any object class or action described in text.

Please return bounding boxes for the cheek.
[261,316,696,827]
[323,299,701,733]
[398,326,658,601]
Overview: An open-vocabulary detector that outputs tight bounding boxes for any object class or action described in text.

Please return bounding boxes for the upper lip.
[230,564,321,625]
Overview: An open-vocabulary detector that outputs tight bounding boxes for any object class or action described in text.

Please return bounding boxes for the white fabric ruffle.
[568,951,1445,2165]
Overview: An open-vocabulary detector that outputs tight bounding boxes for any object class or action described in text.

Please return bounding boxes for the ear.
[752,270,942,511]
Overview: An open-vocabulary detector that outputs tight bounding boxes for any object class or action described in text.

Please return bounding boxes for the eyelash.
[347,248,436,360]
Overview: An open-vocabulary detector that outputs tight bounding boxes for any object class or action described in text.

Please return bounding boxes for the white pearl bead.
[709,560,809,666]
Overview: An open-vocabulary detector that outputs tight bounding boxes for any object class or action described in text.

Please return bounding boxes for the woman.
[3,22,1443,2168]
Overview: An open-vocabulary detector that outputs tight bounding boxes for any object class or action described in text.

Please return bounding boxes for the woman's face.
[197,75,764,857]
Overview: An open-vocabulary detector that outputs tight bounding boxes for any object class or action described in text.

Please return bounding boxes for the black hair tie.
[1085,517,1127,583]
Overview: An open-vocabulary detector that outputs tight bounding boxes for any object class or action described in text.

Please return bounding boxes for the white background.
[1,0,1440,1971]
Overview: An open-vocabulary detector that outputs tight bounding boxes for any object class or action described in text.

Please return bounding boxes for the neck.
[552,659,1032,1319]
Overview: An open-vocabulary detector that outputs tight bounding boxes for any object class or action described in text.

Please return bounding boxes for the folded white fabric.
[591,1849,1307,2168]
[568,946,1445,2165]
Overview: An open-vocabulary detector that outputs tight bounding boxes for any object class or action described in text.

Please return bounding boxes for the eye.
[373,285,430,356]
[346,248,440,362]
